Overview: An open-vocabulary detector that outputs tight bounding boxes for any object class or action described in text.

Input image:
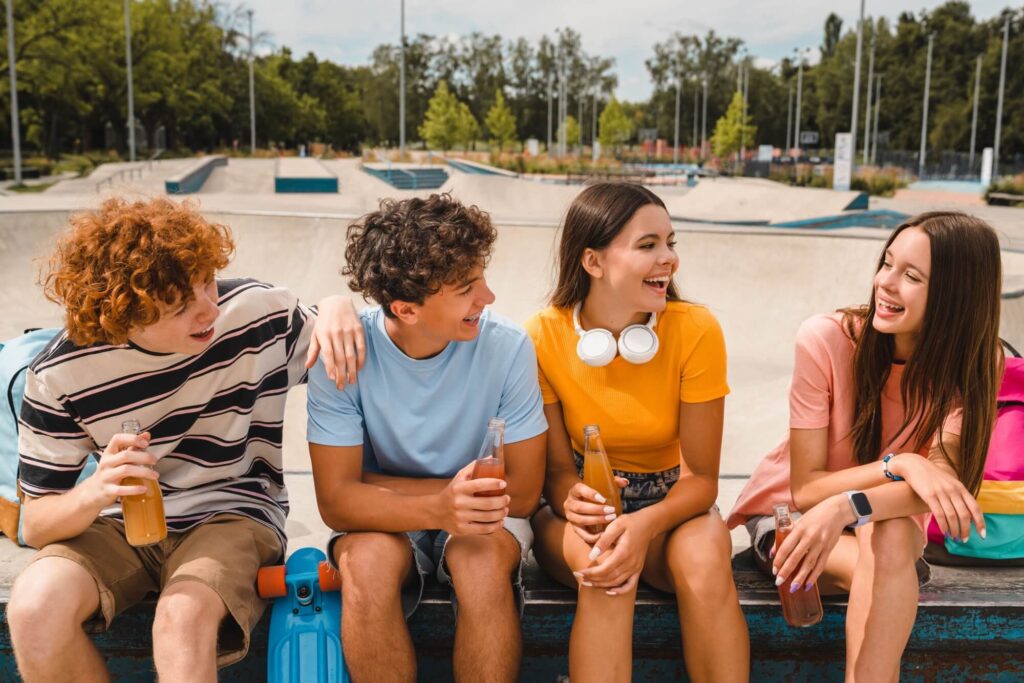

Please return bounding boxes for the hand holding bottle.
[573,511,654,595]
[772,496,849,594]
[564,476,628,545]
[84,430,158,508]
[437,461,510,536]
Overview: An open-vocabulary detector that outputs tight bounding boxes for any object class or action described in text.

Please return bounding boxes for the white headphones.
[573,303,659,367]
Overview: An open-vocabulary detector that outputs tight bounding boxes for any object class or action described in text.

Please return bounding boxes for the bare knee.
[9,560,98,644]
[868,518,921,571]
[445,533,518,603]
[335,533,411,608]
[153,583,226,644]
[666,519,737,603]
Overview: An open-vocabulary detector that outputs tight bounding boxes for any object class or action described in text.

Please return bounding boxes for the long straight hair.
[843,212,1002,494]
[550,182,679,308]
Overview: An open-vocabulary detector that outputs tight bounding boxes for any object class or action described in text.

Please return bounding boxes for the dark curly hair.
[343,194,497,317]
[42,197,234,346]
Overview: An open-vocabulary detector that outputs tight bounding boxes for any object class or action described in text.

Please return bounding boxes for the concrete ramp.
[274,158,338,193]
[441,173,582,224]
[662,177,868,225]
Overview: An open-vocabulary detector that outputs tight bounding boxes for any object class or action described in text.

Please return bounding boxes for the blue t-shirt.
[307,307,547,477]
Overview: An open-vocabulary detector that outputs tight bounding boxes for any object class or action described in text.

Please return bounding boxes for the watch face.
[850,491,872,517]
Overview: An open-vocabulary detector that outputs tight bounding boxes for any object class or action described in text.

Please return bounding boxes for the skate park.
[2,159,1024,679]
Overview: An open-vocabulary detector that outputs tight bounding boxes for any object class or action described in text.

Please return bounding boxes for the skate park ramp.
[661,177,869,225]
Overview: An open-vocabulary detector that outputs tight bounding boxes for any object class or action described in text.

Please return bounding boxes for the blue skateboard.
[258,547,349,683]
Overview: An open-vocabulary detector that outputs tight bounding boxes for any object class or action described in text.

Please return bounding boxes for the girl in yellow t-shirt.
[525,183,748,683]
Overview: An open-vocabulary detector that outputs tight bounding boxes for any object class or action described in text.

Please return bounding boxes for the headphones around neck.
[573,303,659,367]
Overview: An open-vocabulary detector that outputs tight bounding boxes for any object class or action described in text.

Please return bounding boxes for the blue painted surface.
[362,166,448,190]
[164,156,227,194]
[445,159,505,175]
[909,180,985,195]
[274,176,339,193]
[773,209,909,230]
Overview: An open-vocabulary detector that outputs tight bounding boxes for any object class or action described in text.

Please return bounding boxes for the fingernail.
[573,571,583,578]
[775,576,784,586]
[945,532,951,540]
[772,565,778,576]
[790,582,800,594]
[605,513,616,521]
[962,537,970,544]
[769,549,776,559]
[582,581,593,587]
[588,547,601,561]
[605,590,617,596]
[594,493,607,504]
[804,583,814,592]
[980,529,987,540]
[328,372,335,381]
[603,506,615,514]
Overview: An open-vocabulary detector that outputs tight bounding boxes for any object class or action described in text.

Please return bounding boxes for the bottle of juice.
[471,417,506,497]
[120,419,168,546]
[773,503,823,627]
[582,424,622,529]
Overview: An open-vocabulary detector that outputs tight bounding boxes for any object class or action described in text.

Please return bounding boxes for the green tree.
[711,92,757,157]
[562,115,580,151]
[484,90,517,151]
[455,101,480,151]
[598,97,633,154]
[418,81,459,151]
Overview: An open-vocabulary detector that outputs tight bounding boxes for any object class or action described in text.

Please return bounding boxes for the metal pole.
[785,82,793,153]
[124,0,135,162]
[577,91,583,150]
[970,55,981,174]
[399,0,405,159]
[994,16,1008,180]
[740,62,748,162]
[863,30,875,163]
[850,0,865,170]
[247,9,255,153]
[794,54,803,157]
[701,78,707,159]
[592,85,597,148]
[673,71,681,164]
[5,0,20,185]
[692,86,698,150]
[872,74,882,165]
[919,33,933,178]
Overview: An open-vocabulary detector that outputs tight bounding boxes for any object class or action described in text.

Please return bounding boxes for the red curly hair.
[42,197,235,346]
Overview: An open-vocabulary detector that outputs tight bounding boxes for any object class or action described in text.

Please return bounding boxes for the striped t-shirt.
[18,278,314,546]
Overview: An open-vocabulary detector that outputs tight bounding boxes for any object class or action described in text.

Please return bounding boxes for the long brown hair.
[550,182,679,308]
[843,211,1002,494]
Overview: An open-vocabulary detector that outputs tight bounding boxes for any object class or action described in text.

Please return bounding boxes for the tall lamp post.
[850,0,865,170]
[399,0,405,159]
[5,0,20,184]
[969,55,981,174]
[673,67,681,164]
[793,48,807,158]
[247,9,255,153]
[862,29,875,163]
[994,15,1009,179]
[918,33,934,179]
[124,0,135,162]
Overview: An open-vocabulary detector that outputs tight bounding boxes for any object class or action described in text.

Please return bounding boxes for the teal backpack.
[0,328,97,545]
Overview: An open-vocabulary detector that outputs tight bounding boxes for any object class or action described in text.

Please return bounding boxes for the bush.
[851,166,909,197]
[987,174,1024,206]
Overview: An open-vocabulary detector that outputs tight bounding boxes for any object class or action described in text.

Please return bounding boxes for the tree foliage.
[598,97,632,152]
[711,92,757,157]
[418,81,459,151]
[484,90,517,151]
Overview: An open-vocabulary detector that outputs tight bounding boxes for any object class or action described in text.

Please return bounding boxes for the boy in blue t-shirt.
[307,194,547,682]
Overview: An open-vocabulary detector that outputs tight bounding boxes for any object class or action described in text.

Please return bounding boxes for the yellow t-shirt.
[523,301,729,473]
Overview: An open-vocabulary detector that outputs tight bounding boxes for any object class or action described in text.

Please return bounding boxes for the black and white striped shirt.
[18,279,314,546]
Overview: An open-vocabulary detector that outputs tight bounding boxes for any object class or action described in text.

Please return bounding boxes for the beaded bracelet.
[883,453,904,481]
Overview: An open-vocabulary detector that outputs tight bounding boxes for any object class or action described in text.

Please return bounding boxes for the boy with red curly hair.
[307,194,547,681]
[7,197,355,681]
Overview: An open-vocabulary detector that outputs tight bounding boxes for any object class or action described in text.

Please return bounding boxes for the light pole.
[740,59,749,163]
[918,33,934,178]
[794,48,805,158]
[5,0,20,185]
[785,82,793,154]
[970,55,981,174]
[850,0,865,170]
[399,0,405,160]
[863,29,875,163]
[871,74,882,165]
[692,86,699,152]
[701,78,707,160]
[592,84,598,149]
[994,15,1009,179]
[673,68,681,164]
[124,0,135,162]
[247,9,255,153]
[547,72,552,153]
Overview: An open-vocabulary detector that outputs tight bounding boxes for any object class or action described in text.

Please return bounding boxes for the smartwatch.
[844,490,872,528]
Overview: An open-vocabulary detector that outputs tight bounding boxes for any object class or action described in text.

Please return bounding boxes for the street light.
[399,0,405,160]
[969,55,981,174]
[124,0,135,162]
[850,0,865,169]
[247,9,255,153]
[5,0,20,185]
[919,33,934,178]
[793,47,808,158]
[863,29,875,163]
[871,74,883,165]
[994,15,1009,179]
[785,82,793,154]
[673,67,682,164]
[701,77,708,160]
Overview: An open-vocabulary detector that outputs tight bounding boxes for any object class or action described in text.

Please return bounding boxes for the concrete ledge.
[163,156,227,194]
[274,159,339,194]
[2,548,1021,681]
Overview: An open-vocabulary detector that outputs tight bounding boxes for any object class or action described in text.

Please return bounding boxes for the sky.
[244,1,1010,101]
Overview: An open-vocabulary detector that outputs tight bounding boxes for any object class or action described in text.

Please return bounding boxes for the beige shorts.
[28,513,283,668]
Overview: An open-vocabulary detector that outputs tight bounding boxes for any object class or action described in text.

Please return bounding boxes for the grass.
[8,182,56,193]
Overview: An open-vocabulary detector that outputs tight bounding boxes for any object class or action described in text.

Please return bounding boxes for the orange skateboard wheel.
[258,565,287,599]
[318,561,341,592]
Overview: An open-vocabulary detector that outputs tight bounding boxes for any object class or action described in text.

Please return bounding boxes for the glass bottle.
[773,503,823,627]
[120,419,168,546]
[471,417,506,497]
[582,424,622,529]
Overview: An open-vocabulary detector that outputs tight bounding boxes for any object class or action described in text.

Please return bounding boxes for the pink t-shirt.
[727,313,962,529]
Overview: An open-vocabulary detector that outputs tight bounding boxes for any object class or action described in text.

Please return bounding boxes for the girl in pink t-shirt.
[728,211,1002,680]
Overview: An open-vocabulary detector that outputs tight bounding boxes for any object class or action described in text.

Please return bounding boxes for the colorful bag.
[0,328,96,545]
[926,350,1024,560]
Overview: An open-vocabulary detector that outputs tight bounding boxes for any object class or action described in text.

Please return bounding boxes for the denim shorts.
[327,516,532,618]
[572,452,679,513]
